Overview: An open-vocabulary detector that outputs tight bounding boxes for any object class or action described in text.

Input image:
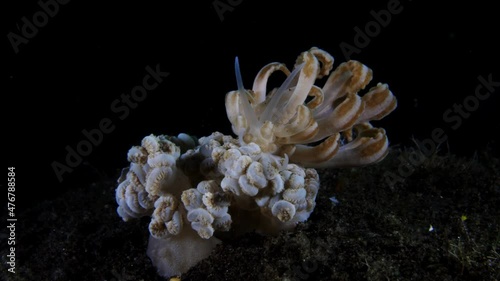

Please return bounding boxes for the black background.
[4,0,499,210]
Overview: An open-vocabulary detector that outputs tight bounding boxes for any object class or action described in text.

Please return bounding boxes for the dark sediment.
[2,147,499,281]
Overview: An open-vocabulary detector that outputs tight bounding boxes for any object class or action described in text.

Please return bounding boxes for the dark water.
[4,1,499,280]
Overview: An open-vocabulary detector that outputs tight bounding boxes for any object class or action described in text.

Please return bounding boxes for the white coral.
[198,134,319,233]
[182,180,232,239]
[115,47,397,278]
[115,134,189,222]
[115,166,156,221]
[149,195,183,239]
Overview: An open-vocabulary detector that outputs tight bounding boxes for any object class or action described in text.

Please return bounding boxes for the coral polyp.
[115,47,397,278]
[226,47,397,167]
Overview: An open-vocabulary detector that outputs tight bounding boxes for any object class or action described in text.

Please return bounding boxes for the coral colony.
[115,47,397,278]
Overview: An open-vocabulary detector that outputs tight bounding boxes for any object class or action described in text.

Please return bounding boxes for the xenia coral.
[115,47,397,278]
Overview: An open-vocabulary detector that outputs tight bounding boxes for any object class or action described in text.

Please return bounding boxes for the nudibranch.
[115,47,397,278]
[226,47,396,168]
